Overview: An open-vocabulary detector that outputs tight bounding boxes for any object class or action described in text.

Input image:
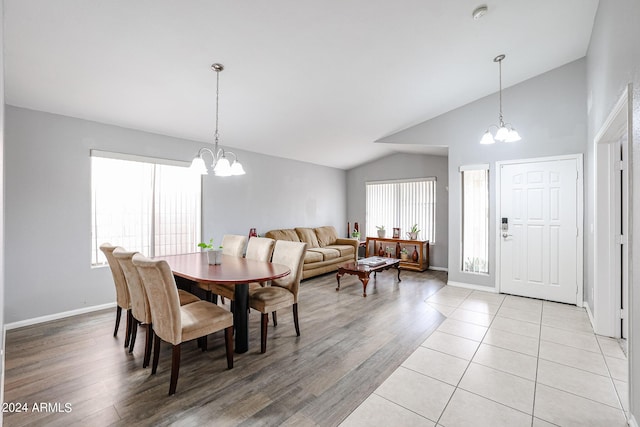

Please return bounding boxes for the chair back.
[221,234,248,257]
[99,243,130,309]
[271,240,307,301]
[132,254,182,345]
[113,248,151,324]
[245,237,275,262]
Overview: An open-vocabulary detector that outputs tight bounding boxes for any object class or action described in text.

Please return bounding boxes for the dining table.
[154,252,291,353]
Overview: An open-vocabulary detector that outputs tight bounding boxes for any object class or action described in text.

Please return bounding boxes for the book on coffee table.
[358,257,388,267]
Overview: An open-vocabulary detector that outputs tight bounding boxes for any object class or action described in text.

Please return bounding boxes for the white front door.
[500,158,579,304]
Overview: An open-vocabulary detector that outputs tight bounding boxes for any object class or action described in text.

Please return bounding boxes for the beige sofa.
[265,226,358,279]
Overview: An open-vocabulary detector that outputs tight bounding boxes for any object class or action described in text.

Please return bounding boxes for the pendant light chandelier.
[480,54,521,144]
[190,63,246,176]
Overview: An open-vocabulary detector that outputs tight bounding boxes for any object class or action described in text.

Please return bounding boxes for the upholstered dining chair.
[132,253,234,395]
[113,248,201,368]
[199,234,249,304]
[100,243,132,348]
[221,234,248,257]
[249,240,307,353]
[208,237,276,308]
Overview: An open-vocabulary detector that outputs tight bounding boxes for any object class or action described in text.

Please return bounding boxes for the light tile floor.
[341,286,628,427]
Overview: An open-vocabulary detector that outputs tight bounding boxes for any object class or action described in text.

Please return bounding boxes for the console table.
[365,237,429,272]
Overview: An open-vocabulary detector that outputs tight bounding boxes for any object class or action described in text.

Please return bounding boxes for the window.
[461,165,489,274]
[365,178,436,242]
[91,151,201,265]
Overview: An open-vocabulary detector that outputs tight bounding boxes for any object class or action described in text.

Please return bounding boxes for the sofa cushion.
[325,244,355,257]
[265,229,299,242]
[295,227,320,248]
[315,226,339,247]
[308,247,340,261]
[304,250,323,264]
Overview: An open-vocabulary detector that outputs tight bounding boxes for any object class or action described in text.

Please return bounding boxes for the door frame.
[593,85,631,337]
[495,154,584,307]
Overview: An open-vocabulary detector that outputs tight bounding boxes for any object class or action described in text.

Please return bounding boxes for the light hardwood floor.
[4,269,446,426]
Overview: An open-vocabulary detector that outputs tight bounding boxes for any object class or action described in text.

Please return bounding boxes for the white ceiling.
[4,0,599,170]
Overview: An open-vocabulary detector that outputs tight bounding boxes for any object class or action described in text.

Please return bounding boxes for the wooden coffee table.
[336,257,401,297]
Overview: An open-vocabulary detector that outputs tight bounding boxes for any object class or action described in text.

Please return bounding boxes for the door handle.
[502,233,512,238]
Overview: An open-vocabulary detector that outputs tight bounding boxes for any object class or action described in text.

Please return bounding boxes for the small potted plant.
[376,225,386,238]
[351,229,361,239]
[198,238,223,265]
[400,247,409,261]
[406,224,420,240]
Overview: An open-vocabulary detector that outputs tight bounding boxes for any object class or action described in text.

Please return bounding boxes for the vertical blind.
[461,166,489,274]
[365,178,436,242]
[91,153,201,265]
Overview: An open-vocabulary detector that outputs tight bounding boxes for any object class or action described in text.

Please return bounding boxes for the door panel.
[500,159,578,304]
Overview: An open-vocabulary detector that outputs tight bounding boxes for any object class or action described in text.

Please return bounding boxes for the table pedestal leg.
[233,283,249,353]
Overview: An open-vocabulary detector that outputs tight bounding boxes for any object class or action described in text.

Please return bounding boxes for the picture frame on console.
[392,227,400,239]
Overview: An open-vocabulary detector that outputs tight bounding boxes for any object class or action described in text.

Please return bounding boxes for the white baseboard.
[429,266,448,272]
[447,280,498,293]
[584,301,595,330]
[4,302,116,331]
[629,414,638,427]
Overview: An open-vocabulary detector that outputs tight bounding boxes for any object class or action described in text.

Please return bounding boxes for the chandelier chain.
[214,68,220,145]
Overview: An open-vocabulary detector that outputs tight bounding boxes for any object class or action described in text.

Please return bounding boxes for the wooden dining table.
[154,252,290,353]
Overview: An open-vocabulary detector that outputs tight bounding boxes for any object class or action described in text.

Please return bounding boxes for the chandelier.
[480,54,521,144]
[190,63,246,176]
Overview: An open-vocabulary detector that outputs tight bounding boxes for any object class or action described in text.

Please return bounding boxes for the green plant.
[401,247,408,254]
[376,225,385,231]
[351,229,360,238]
[197,238,222,250]
[410,224,420,233]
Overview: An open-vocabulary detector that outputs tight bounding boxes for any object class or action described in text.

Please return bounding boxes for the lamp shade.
[495,126,510,142]
[480,131,495,145]
[190,157,208,175]
[505,129,521,142]
[230,161,246,176]
[213,157,232,176]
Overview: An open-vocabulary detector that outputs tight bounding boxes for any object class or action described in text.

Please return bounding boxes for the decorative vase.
[378,243,385,257]
[407,232,418,240]
[401,253,409,261]
[412,246,419,262]
[377,229,386,238]
[207,249,223,265]
[395,242,401,258]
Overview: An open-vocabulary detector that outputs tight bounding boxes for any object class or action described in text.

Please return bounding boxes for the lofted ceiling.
[4,0,599,170]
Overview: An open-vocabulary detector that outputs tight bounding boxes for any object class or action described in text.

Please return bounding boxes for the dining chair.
[199,234,249,304]
[248,240,307,353]
[208,237,276,308]
[100,243,132,348]
[132,253,234,396]
[221,234,248,257]
[113,248,201,367]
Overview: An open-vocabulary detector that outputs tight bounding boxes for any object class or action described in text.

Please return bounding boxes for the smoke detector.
[472,5,488,20]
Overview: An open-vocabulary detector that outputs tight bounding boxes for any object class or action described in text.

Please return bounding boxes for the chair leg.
[169,344,181,396]
[143,324,153,368]
[124,310,133,348]
[272,311,278,326]
[261,313,269,353]
[224,327,234,369]
[293,303,300,336]
[201,335,207,352]
[129,319,139,353]
[221,296,226,305]
[114,306,122,337]
[230,300,235,313]
[152,334,161,375]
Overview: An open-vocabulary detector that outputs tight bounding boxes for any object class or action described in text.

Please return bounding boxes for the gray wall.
[4,106,346,324]
[346,152,448,269]
[379,59,588,288]
[586,0,640,419]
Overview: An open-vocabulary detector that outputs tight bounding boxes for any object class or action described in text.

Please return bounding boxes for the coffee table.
[336,257,401,297]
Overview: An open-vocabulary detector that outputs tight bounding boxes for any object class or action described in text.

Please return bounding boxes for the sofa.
[265,226,358,279]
